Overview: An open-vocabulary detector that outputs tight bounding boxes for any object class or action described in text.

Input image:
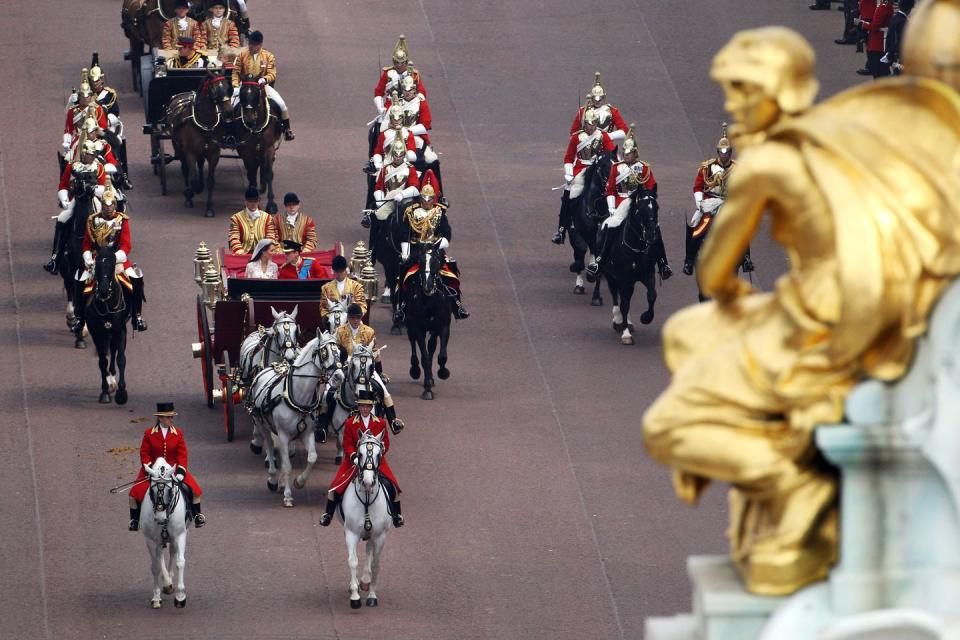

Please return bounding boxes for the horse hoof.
[267,479,278,492]
[75,339,87,349]
[282,497,294,508]
[99,393,112,404]
[438,367,450,380]
[162,585,174,595]
[590,297,603,307]
[390,325,402,336]
[204,209,215,218]
[150,600,162,609]
[573,285,585,295]
[366,597,378,607]
[409,366,421,380]
[421,390,433,401]
[335,455,343,465]
[115,389,128,405]
[621,335,635,345]
[293,477,305,490]
[640,311,655,325]
[359,580,370,592]
[250,442,263,455]
[350,598,362,610]
[174,598,186,609]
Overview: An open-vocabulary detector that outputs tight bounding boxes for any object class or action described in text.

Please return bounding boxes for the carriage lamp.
[193,242,212,287]
[359,259,379,306]
[201,265,222,310]
[350,241,371,276]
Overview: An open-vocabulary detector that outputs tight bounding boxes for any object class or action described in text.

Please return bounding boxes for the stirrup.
[551,227,566,245]
[584,261,600,282]
[682,259,695,276]
[43,257,59,274]
[319,513,333,527]
[454,303,470,320]
[193,513,206,528]
[393,308,405,324]
[360,210,372,229]
[741,258,755,273]
[658,262,673,280]
[283,129,295,141]
[133,315,148,331]
[129,519,139,531]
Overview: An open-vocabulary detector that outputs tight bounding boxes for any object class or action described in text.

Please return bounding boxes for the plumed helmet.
[81,139,98,157]
[78,81,93,99]
[101,176,118,207]
[622,124,638,155]
[588,71,605,103]
[388,102,404,122]
[400,74,417,92]
[389,136,408,159]
[902,0,960,91]
[89,52,104,83]
[582,108,598,127]
[392,34,410,64]
[420,169,439,200]
[82,116,100,134]
[716,122,732,154]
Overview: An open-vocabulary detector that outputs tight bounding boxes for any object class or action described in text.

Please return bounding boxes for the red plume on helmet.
[420,169,440,199]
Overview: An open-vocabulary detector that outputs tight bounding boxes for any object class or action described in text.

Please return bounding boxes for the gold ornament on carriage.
[201,264,223,310]
[358,259,379,307]
[622,123,638,156]
[193,241,212,286]
[350,241,371,275]
[392,34,410,65]
[716,121,731,154]
[588,71,605,103]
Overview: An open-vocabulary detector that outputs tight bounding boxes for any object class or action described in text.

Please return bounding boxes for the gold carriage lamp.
[193,241,212,287]
[359,259,379,307]
[350,241,371,276]
[201,264,222,310]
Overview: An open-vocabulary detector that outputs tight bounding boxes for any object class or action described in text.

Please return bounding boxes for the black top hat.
[283,192,299,205]
[174,0,189,8]
[244,186,260,201]
[356,389,376,405]
[249,30,264,44]
[332,255,348,271]
[154,402,178,417]
[347,303,363,318]
[282,239,303,253]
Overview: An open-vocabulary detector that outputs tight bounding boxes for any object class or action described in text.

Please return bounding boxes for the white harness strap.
[383,164,408,186]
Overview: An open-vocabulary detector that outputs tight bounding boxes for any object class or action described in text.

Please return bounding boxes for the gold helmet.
[82,116,100,135]
[391,34,410,65]
[588,72,605,104]
[81,139,98,159]
[388,102,404,123]
[902,0,960,91]
[78,82,93,99]
[89,52,104,83]
[622,124,638,156]
[400,74,417,93]
[582,107,598,127]
[716,122,732,154]
[80,67,89,87]
[389,136,408,161]
[101,176,118,208]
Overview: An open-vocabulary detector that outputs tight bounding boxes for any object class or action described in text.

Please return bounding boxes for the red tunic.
[563,131,615,177]
[64,104,109,137]
[130,425,203,501]
[863,1,893,52]
[59,162,107,193]
[374,68,427,98]
[374,129,418,160]
[83,214,133,270]
[606,161,656,207]
[277,258,324,280]
[569,105,628,136]
[328,414,400,495]
[383,95,432,144]
[374,164,420,192]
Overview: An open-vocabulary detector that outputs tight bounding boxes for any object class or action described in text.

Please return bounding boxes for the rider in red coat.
[128,403,205,531]
[319,390,404,528]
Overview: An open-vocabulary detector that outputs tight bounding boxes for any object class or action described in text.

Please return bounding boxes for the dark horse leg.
[639,266,658,326]
[261,152,278,214]
[407,325,421,380]
[417,328,433,400]
[72,281,87,349]
[435,318,451,380]
[606,271,623,332]
[114,324,129,405]
[204,153,219,218]
[616,281,637,345]
[180,151,196,208]
[92,324,112,403]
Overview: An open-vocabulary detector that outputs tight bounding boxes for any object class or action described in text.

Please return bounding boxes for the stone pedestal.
[646,280,960,640]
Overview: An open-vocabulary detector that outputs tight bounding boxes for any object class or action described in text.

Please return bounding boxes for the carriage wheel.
[158,138,168,195]
[222,349,236,442]
[196,295,215,408]
[150,134,159,176]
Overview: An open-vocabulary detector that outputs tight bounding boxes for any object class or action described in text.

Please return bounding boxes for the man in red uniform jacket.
[319,391,404,528]
[128,403,205,531]
[277,240,325,279]
[862,0,893,77]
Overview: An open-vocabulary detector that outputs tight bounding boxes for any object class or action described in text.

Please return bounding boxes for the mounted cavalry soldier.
[370,101,418,174]
[320,255,367,321]
[81,180,148,331]
[363,136,420,239]
[368,35,427,161]
[161,0,207,51]
[552,108,616,244]
[395,170,469,321]
[71,116,120,178]
[685,124,753,276]
[382,77,443,190]
[202,1,241,50]
[44,136,106,274]
[569,73,628,145]
[273,192,317,252]
[228,186,278,254]
[166,36,209,69]
[319,390,404,528]
[86,55,132,191]
[128,403,205,531]
[63,73,108,158]
[231,30,295,141]
[586,127,672,280]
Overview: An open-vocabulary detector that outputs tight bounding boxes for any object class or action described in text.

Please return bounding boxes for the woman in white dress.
[245,238,278,279]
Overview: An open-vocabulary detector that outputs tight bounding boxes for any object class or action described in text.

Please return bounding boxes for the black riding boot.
[655,232,672,280]
[319,490,342,526]
[367,122,381,158]
[453,290,469,319]
[391,499,404,528]
[130,277,148,331]
[281,118,295,141]
[192,502,206,528]
[129,506,141,531]
[682,225,696,275]
[552,192,570,244]
[741,245,755,273]
[44,221,67,274]
[315,389,334,443]
[585,227,610,281]
[119,140,133,190]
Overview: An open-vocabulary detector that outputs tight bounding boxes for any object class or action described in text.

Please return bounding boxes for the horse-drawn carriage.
[189,242,379,441]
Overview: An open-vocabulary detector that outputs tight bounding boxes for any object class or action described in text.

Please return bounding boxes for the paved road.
[1,1,864,638]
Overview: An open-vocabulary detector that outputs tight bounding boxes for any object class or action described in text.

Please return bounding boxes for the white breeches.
[234,0,247,11]
[420,143,437,164]
[375,200,397,221]
[232,85,288,116]
[57,202,76,223]
[107,114,124,140]
[601,199,631,230]
[686,197,723,227]
[568,171,587,199]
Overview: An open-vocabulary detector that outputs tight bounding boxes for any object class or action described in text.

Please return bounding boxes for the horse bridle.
[191,75,229,132]
[149,472,182,543]
[89,254,126,316]
[239,80,272,133]
[353,435,384,532]
[263,317,298,363]
[622,191,656,254]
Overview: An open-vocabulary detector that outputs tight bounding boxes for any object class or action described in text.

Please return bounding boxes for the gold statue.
[643,22,960,596]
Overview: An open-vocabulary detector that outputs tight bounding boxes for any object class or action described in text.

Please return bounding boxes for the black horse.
[56,176,97,348]
[568,154,613,306]
[85,247,130,404]
[401,245,452,400]
[235,77,282,214]
[367,199,415,335]
[599,189,660,345]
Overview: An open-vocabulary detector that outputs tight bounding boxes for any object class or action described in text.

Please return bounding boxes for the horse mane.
[198,74,226,96]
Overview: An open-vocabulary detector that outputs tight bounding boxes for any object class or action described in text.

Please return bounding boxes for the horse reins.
[353,439,384,532]
[239,81,272,133]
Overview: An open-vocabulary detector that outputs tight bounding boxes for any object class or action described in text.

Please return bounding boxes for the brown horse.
[235,77,282,214]
[166,72,233,217]
[120,0,174,93]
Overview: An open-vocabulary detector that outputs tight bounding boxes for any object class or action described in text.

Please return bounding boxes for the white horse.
[341,431,392,609]
[140,457,189,609]
[324,299,349,334]
[327,344,387,463]
[244,306,300,456]
[248,330,342,507]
